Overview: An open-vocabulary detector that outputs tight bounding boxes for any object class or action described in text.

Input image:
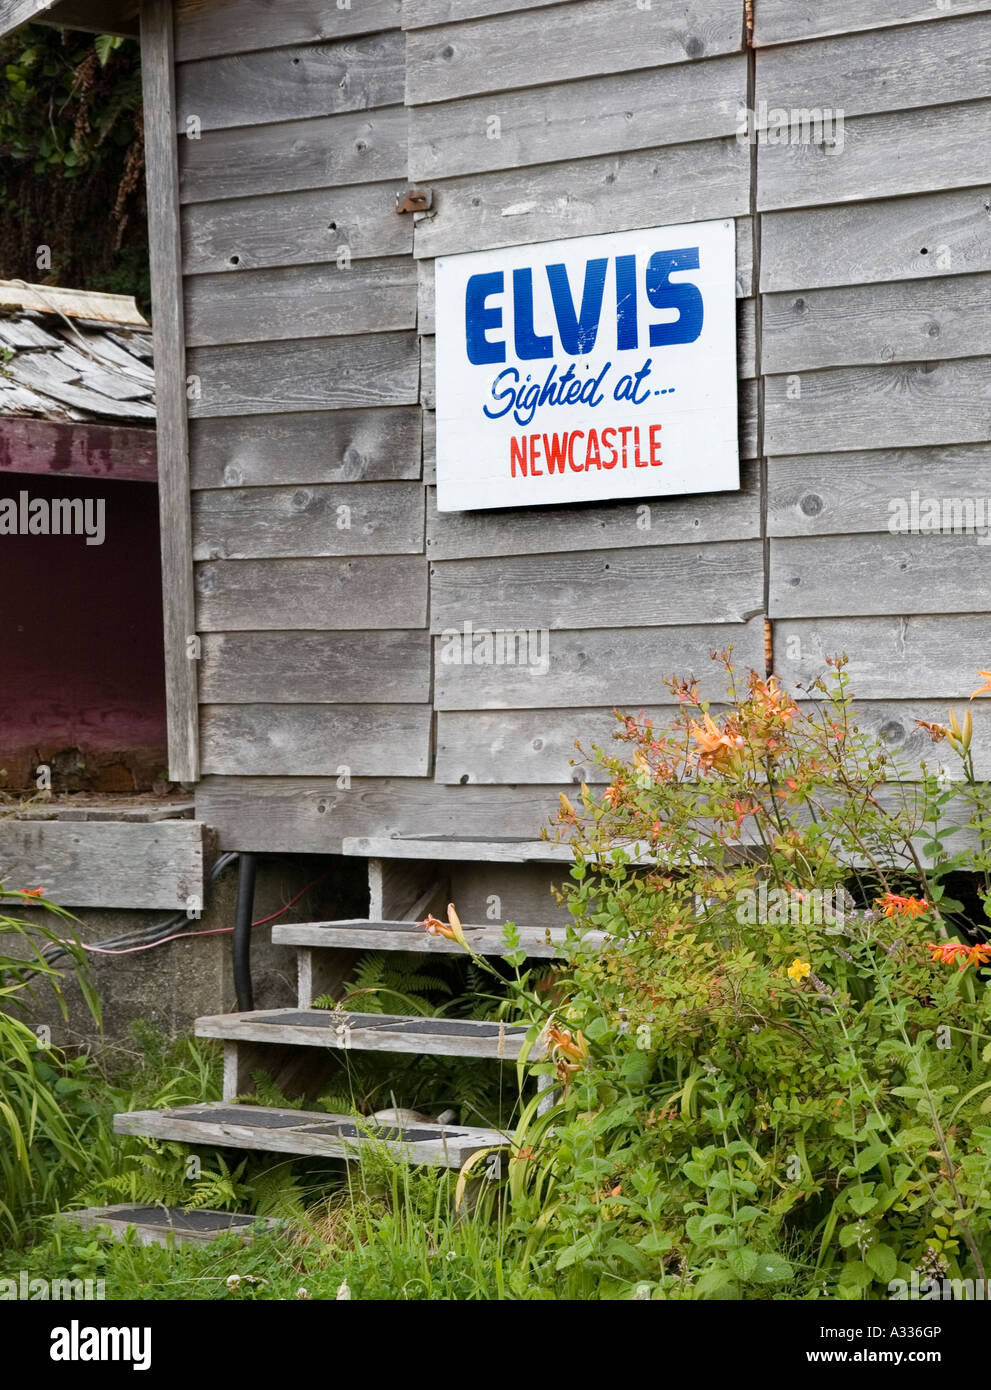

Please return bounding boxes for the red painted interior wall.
[0,471,168,791]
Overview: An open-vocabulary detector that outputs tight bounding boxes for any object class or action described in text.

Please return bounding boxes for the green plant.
[500,656,991,1298]
[0,25,147,304]
[0,884,100,1243]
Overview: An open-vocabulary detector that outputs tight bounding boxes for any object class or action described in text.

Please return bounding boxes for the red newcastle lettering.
[542,433,569,474]
[568,431,584,472]
[510,425,662,478]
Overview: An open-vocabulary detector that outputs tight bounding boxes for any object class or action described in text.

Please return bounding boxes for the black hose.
[232,851,257,1012]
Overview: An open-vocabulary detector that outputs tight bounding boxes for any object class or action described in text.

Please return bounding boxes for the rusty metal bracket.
[395,188,433,215]
[744,0,754,46]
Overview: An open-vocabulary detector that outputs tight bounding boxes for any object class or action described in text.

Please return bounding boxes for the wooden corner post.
[141,0,199,782]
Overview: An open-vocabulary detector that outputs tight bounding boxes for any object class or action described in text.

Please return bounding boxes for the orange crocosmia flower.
[753,676,798,721]
[21,887,45,898]
[689,712,730,754]
[421,904,467,945]
[689,713,745,769]
[421,913,456,940]
[970,670,991,700]
[878,892,929,919]
[927,941,991,972]
[544,1022,589,1072]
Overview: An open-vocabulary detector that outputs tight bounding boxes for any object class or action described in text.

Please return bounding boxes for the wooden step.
[196,1007,539,1059]
[272,917,605,958]
[114,1102,509,1167]
[64,1203,278,1248]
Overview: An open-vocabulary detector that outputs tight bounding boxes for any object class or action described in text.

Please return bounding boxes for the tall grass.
[0,885,100,1243]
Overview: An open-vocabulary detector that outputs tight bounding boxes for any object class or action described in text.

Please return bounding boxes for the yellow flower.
[947,707,973,753]
[787,958,812,982]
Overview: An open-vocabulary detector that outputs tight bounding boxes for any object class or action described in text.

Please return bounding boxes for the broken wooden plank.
[65,1204,277,1248]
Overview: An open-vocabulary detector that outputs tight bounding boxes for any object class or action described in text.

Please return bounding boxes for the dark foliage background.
[0,24,148,311]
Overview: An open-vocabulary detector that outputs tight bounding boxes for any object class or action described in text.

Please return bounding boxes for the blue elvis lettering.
[546,257,608,355]
[646,248,704,346]
[465,270,505,365]
[464,247,704,360]
[615,253,638,351]
[512,268,554,359]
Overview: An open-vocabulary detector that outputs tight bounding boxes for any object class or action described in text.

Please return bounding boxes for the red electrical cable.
[52,870,333,957]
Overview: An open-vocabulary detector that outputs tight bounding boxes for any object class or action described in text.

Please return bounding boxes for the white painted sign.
[434,220,739,512]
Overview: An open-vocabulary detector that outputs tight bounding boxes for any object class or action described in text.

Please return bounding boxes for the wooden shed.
[4,0,991,1160]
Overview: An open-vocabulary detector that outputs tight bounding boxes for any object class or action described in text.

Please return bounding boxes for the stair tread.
[273,917,605,958]
[196,1006,540,1059]
[65,1203,278,1247]
[113,1102,509,1167]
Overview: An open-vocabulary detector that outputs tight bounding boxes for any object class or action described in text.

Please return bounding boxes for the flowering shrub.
[517,656,991,1298]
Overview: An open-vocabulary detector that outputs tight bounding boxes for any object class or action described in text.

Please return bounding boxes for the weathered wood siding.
[758,2,991,782]
[157,0,991,852]
[174,0,430,812]
[408,0,762,798]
